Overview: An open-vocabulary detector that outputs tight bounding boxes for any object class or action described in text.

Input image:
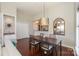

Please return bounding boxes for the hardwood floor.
[16,38,74,56]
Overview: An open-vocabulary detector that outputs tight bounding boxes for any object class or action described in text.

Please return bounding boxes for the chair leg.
[33,47,35,56]
[32,45,37,56]
[40,49,43,56]
[32,46,35,56]
[34,46,37,56]
[38,44,40,51]
[55,47,57,56]
[52,49,53,56]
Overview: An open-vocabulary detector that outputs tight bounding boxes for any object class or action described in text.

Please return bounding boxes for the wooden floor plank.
[16,39,74,56]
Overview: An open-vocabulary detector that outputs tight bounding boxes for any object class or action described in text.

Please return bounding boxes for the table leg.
[55,46,57,56]
[60,41,62,56]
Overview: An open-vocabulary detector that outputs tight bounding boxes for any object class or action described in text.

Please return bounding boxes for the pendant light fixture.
[41,2,48,26]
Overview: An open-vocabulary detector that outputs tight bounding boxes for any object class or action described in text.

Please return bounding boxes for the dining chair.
[49,34,58,56]
[39,37,54,56]
[49,34,56,39]
[29,35,40,55]
[40,33,44,40]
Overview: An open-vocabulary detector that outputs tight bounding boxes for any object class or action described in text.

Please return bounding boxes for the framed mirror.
[53,18,65,35]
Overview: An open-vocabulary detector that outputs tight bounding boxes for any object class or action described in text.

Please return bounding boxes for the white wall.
[32,2,76,49]
[0,13,2,41]
[0,3,16,35]
[0,2,17,38]
[0,2,17,40]
[0,4,2,38]
[17,10,34,39]
[0,3,1,37]
[16,22,29,39]
[17,10,32,23]
[0,3,1,56]
[1,3,16,16]
[0,3,17,36]
[49,3,76,49]
[0,2,17,56]
[0,3,1,12]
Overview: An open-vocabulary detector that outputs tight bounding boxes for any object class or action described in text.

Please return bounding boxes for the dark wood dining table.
[32,35,62,56]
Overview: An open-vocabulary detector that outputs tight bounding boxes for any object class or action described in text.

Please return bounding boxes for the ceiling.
[15,2,68,17]
[15,2,55,17]
[16,2,43,17]
[1,2,74,17]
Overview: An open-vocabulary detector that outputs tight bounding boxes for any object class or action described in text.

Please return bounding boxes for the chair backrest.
[44,37,48,42]
[40,33,44,40]
[29,35,34,42]
[49,34,56,39]
[48,34,57,44]
[40,33,44,36]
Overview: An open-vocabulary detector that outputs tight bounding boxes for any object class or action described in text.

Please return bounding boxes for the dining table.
[31,35,63,56]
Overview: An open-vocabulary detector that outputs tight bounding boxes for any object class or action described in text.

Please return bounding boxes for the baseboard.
[62,44,74,49]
